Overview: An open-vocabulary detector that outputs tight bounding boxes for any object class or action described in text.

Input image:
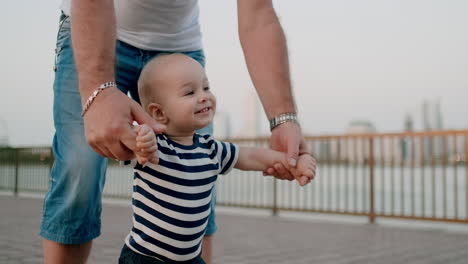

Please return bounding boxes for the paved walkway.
[1,196,468,264]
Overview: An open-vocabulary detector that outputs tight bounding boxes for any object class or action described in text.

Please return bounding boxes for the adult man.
[41,0,309,263]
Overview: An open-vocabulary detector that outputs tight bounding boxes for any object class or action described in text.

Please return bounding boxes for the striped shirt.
[125,133,239,263]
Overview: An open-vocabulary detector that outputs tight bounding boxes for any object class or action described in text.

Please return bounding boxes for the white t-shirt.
[60,0,202,51]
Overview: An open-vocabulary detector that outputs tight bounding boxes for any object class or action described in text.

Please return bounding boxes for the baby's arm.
[133,124,159,165]
[235,147,313,186]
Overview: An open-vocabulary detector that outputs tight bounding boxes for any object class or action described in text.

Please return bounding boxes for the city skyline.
[0,96,463,146]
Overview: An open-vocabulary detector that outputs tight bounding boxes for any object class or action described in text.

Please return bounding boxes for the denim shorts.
[40,13,217,244]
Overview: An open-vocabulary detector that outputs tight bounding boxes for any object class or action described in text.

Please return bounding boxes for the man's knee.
[41,139,107,244]
[54,144,107,202]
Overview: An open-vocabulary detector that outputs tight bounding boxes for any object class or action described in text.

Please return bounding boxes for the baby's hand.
[133,124,158,165]
[288,153,316,186]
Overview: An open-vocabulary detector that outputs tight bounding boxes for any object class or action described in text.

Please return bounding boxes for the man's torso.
[60,0,201,51]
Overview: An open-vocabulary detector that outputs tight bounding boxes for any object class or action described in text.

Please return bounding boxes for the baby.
[120,53,316,264]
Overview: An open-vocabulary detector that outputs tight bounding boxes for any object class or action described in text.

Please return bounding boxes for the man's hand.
[286,153,316,186]
[133,124,159,165]
[83,87,165,160]
[266,122,309,181]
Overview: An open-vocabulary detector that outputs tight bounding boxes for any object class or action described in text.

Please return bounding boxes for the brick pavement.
[1,196,468,264]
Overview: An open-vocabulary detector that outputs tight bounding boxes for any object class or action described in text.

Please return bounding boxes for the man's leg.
[43,241,92,264]
[201,235,213,264]
[201,187,217,264]
[40,14,108,263]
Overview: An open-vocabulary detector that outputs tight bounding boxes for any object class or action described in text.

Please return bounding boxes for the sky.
[1,0,468,146]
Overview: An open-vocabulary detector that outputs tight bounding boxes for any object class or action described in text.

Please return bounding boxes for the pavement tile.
[2,196,468,264]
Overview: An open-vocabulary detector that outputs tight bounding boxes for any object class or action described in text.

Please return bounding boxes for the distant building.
[404,113,414,132]
[238,92,262,137]
[401,113,414,160]
[422,98,443,131]
[422,98,444,159]
[334,120,377,163]
[346,120,376,134]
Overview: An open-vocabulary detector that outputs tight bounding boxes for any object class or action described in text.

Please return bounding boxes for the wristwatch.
[269,112,299,131]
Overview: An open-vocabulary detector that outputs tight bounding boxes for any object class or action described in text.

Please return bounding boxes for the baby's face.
[152,55,216,133]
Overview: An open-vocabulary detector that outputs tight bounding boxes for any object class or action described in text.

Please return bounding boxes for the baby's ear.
[148,103,168,124]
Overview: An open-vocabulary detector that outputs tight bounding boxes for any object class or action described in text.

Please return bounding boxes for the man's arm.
[237,0,306,178]
[72,0,116,98]
[71,0,164,161]
[237,0,294,119]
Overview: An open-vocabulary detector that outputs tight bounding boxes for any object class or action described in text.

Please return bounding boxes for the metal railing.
[1,130,467,224]
[0,147,53,194]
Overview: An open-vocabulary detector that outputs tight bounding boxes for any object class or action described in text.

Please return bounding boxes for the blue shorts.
[40,14,217,244]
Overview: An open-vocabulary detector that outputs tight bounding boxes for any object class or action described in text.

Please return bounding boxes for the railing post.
[14,148,19,196]
[272,178,278,216]
[49,147,54,172]
[368,137,375,224]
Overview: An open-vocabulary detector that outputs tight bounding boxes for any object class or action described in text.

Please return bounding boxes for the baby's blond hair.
[138,53,206,112]
[138,54,169,111]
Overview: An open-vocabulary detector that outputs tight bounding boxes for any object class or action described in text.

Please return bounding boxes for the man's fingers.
[107,141,135,161]
[93,144,115,159]
[88,142,107,158]
[85,130,117,159]
[131,103,166,134]
[119,124,140,157]
[266,168,279,178]
[274,163,294,181]
[287,138,300,168]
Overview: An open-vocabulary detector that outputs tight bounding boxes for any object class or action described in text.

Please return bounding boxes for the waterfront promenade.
[2,196,468,263]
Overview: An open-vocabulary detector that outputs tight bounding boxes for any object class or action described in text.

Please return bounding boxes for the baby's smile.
[195,106,212,114]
